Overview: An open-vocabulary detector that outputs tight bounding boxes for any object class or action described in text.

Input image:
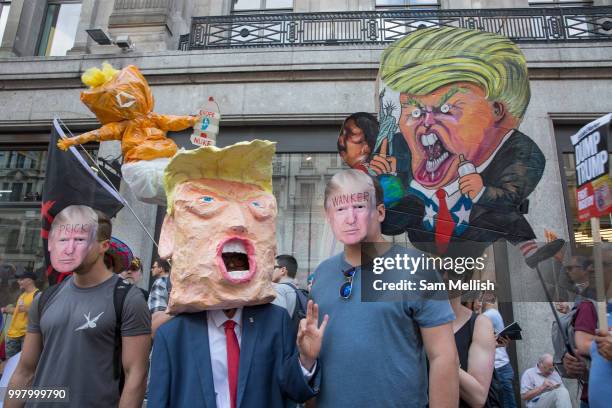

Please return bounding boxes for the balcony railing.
[180,7,612,50]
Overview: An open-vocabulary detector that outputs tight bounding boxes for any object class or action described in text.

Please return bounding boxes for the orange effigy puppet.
[57,63,198,204]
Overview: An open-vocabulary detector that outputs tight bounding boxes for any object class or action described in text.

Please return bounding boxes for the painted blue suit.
[149,303,320,408]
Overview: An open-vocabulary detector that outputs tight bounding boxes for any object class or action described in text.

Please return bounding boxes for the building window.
[36,1,82,56]
[330,155,338,168]
[0,148,47,307]
[300,154,314,169]
[271,154,337,280]
[0,150,46,202]
[0,1,10,44]
[232,0,293,12]
[299,183,315,207]
[376,0,440,8]
[15,153,25,168]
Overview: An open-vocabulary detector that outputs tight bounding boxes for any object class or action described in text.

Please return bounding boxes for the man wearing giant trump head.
[159,140,279,311]
[150,140,326,408]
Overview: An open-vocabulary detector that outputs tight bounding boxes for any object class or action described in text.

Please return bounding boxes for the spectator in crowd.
[309,169,458,407]
[5,205,151,408]
[481,295,518,408]
[121,257,149,301]
[103,236,134,275]
[450,289,495,408]
[148,258,173,337]
[588,300,611,408]
[149,142,325,407]
[561,255,595,305]
[1,271,39,358]
[520,353,571,408]
[148,259,170,314]
[554,253,597,408]
[571,246,612,408]
[272,254,299,316]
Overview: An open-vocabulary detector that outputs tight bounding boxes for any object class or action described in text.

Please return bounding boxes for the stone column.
[108,0,174,52]
[192,0,229,18]
[0,0,48,57]
[0,0,24,56]
[68,0,116,55]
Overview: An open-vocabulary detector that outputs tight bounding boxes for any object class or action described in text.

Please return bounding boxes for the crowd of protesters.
[0,170,609,408]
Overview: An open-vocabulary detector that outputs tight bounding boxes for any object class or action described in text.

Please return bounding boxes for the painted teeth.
[228,270,249,279]
[222,241,247,254]
[420,133,438,147]
[425,151,449,173]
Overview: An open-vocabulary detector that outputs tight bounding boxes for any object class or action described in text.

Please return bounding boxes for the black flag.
[42,119,124,284]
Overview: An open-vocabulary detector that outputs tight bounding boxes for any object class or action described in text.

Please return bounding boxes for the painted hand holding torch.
[369,138,397,176]
[57,63,199,205]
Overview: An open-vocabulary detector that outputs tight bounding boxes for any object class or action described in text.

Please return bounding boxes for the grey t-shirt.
[27,274,151,407]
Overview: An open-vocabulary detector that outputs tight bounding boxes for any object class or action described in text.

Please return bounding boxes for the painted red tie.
[224,320,240,408]
[435,189,455,254]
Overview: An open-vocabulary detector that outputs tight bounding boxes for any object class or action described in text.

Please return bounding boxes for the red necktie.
[435,189,455,254]
[224,320,240,408]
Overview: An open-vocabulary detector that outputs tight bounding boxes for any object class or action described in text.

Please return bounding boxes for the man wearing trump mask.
[149,140,327,408]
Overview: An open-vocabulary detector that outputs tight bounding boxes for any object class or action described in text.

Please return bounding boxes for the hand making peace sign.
[297,300,329,371]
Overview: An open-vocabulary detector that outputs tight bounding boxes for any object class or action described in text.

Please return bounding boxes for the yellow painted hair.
[380,27,530,118]
[163,140,276,214]
[81,62,119,88]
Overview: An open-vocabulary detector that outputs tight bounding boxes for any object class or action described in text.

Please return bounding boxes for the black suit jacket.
[149,303,320,408]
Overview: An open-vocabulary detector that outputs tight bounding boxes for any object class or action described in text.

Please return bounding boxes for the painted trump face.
[399,82,513,189]
[48,217,97,273]
[159,178,278,312]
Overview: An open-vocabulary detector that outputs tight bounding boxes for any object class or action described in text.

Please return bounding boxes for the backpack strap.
[279,282,307,320]
[113,277,132,389]
[37,281,65,319]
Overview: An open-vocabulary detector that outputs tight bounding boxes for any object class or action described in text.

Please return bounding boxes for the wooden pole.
[591,216,609,332]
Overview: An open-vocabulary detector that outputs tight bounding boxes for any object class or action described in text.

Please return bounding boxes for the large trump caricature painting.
[339,27,555,269]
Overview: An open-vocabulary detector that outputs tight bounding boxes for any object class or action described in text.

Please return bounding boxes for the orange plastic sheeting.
[58,65,196,163]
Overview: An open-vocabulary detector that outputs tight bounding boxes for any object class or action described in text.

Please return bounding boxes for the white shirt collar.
[208,307,243,329]
[410,130,514,198]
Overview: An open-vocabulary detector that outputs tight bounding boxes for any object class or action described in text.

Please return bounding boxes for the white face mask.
[326,189,377,245]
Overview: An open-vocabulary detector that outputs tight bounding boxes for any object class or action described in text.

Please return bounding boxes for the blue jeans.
[496,363,517,408]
